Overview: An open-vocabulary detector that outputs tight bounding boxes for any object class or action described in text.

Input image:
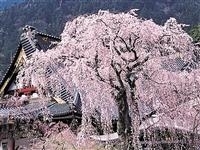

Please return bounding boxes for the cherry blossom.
[18,10,200,148]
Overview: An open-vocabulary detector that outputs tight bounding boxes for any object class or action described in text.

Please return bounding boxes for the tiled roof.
[0,100,82,122]
[48,103,73,117]
[161,57,188,72]
[0,25,61,95]
[0,44,22,88]
[161,56,200,72]
[0,102,46,121]
[161,46,200,73]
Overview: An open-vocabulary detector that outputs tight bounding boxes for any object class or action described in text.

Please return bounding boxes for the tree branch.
[113,35,140,62]
[129,56,149,71]
[116,36,130,52]
[94,52,106,82]
[111,60,124,89]
[109,75,120,91]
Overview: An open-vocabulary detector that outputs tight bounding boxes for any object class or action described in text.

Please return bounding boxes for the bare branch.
[116,36,130,52]
[111,60,124,89]
[94,52,106,82]
[109,75,120,91]
[129,56,149,71]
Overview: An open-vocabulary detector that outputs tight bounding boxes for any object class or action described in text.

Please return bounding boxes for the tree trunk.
[116,89,133,149]
[8,134,15,150]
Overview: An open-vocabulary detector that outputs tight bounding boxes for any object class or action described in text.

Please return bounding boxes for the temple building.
[0,25,81,114]
[0,26,81,150]
[0,25,61,97]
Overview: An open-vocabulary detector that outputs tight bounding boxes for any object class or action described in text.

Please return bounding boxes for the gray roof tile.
[161,57,187,72]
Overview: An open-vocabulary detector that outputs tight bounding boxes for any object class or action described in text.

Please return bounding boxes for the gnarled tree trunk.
[116,88,133,149]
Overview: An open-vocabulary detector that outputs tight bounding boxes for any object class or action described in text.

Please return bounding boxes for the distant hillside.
[0,0,199,77]
[0,0,24,10]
